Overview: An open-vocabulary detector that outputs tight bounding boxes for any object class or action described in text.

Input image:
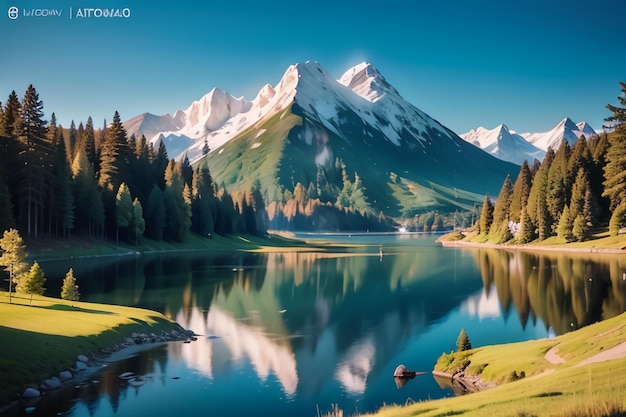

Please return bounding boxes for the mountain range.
[124,61,517,223]
[460,118,597,165]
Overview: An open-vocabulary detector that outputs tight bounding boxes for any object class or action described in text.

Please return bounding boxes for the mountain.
[124,87,252,158]
[126,61,517,225]
[461,118,598,165]
[520,117,597,151]
[460,124,544,165]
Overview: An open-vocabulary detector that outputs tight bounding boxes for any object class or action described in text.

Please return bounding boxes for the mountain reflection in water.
[31,236,626,417]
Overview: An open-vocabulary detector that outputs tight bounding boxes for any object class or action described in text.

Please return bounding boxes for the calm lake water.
[28,234,626,417]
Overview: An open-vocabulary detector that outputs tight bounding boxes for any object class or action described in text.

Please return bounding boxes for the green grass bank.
[360,311,626,417]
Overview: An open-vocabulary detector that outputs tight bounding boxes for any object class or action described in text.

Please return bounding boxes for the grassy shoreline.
[437,229,626,254]
[0,292,187,407]
[361,311,626,417]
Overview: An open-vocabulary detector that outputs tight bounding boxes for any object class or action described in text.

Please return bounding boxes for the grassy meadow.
[0,292,182,405]
[359,310,626,417]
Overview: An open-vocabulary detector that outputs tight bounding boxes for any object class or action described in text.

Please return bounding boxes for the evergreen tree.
[83,116,97,171]
[20,261,46,305]
[478,194,493,235]
[130,198,145,244]
[98,111,131,192]
[609,202,626,237]
[509,161,532,223]
[61,268,80,302]
[145,184,166,240]
[15,85,51,237]
[456,328,472,352]
[517,206,535,243]
[490,174,513,240]
[68,120,77,160]
[50,131,75,237]
[0,91,21,138]
[190,166,215,237]
[602,82,626,211]
[0,228,28,303]
[115,182,133,244]
[546,162,566,230]
[152,139,169,190]
[527,151,552,237]
[0,172,15,233]
[557,204,574,242]
[569,168,594,227]
[572,213,588,242]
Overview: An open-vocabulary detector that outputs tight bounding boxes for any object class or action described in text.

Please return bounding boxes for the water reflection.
[31,240,626,417]
[470,249,626,334]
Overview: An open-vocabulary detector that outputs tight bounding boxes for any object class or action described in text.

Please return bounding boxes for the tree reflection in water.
[471,249,626,335]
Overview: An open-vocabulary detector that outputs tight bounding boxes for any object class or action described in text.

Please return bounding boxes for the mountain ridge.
[461,118,598,165]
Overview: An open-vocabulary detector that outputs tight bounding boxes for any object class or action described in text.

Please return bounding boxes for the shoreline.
[0,326,196,416]
[438,239,626,254]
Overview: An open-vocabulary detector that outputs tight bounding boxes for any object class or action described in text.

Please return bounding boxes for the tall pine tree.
[602,82,626,211]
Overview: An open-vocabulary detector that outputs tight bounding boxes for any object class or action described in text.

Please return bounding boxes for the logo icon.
[8,6,19,19]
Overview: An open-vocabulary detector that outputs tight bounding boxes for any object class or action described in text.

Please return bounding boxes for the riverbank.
[24,232,318,263]
[437,230,626,254]
[360,310,626,417]
[0,292,193,409]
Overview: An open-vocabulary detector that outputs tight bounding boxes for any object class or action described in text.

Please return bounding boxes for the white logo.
[8,6,19,19]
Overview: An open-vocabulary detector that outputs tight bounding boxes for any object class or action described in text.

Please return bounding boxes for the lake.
[29,234,626,417]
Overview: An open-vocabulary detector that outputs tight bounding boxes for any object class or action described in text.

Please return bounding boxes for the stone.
[75,361,88,371]
[40,377,61,390]
[22,387,40,399]
[59,370,73,381]
[77,354,89,363]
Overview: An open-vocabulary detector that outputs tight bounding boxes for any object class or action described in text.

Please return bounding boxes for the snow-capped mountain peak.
[125,61,462,162]
[462,118,598,165]
[338,62,398,103]
[460,124,544,165]
[522,117,596,151]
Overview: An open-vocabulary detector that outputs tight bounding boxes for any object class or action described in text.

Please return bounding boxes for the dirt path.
[544,344,565,364]
[544,341,626,367]
[575,341,626,367]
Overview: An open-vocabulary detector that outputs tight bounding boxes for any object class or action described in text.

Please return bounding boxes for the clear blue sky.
[1,0,624,135]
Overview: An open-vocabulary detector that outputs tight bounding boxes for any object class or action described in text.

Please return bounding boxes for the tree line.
[477,82,626,242]
[0,85,267,243]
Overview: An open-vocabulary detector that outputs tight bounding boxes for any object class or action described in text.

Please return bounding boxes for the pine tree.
[130,198,145,244]
[546,156,566,229]
[509,161,533,223]
[83,116,97,171]
[145,184,166,240]
[478,194,493,235]
[569,168,594,228]
[115,182,133,244]
[15,85,51,237]
[98,111,131,192]
[518,206,535,243]
[20,261,46,305]
[0,172,15,233]
[490,174,513,240]
[190,166,215,237]
[456,328,472,352]
[602,82,626,211]
[0,228,28,303]
[152,139,169,190]
[51,131,75,237]
[572,213,588,242]
[68,120,77,161]
[61,268,80,302]
[609,202,626,236]
[557,204,574,242]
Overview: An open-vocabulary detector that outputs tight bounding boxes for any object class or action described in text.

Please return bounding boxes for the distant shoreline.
[438,239,626,254]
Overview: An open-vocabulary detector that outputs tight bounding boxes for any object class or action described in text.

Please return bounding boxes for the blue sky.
[1,0,624,135]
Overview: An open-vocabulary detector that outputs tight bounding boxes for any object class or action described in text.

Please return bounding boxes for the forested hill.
[0,86,269,244]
